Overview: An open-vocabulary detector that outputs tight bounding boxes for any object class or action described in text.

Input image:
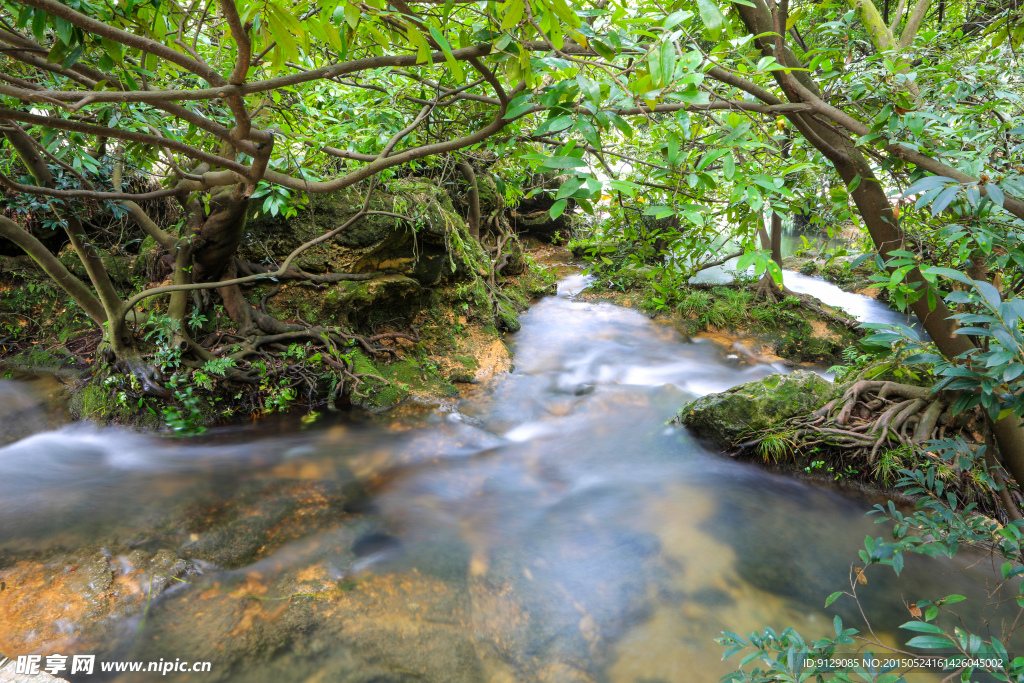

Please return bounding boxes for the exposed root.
[737,380,1024,522]
[109,351,172,399]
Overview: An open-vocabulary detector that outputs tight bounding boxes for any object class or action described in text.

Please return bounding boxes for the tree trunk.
[731,0,1024,487]
[456,160,481,242]
[770,212,783,268]
[191,183,251,282]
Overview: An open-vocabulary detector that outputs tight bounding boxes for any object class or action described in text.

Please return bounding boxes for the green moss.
[68,377,161,429]
[495,304,521,333]
[243,177,479,287]
[347,351,460,410]
[454,355,479,370]
[678,370,839,447]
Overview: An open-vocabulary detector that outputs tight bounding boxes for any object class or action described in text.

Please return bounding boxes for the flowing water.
[0,267,1006,682]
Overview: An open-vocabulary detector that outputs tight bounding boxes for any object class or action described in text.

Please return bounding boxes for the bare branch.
[20,45,495,106]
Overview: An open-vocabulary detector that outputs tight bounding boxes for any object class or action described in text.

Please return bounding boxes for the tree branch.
[0,216,106,325]
[16,0,229,86]
[0,108,251,175]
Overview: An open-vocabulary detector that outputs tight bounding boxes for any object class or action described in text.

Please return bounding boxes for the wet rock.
[128,561,488,683]
[677,370,837,447]
[316,274,425,329]
[350,532,401,557]
[0,547,195,656]
[509,197,573,242]
[177,477,364,569]
[573,384,596,396]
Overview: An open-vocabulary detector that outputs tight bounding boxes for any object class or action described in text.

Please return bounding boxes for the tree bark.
[191,183,251,281]
[456,159,481,242]
[770,212,783,267]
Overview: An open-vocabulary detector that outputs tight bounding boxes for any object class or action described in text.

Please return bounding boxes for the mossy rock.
[243,177,480,286]
[132,235,164,279]
[68,378,162,429]
[495,303,521,333]
[353,356,460,411]
[316,274,426,327]
[476,175,500,215]
[677,370,838,447]
[774,322,850,364]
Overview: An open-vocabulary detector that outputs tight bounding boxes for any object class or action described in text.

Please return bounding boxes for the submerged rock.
[677,370,836,447]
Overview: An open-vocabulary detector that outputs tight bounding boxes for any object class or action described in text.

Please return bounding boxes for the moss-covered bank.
[0,176,556,431]
[676,368,1017,519]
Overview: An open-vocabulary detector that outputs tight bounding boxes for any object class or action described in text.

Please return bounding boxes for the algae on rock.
[677,370,837,447]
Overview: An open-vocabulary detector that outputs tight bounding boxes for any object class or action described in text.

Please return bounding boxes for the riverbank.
[0,241,556,432]
[567,242,863,366]
[675,367,1018,522]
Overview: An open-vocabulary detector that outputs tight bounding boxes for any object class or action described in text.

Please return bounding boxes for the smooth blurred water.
[0,275,1001,682]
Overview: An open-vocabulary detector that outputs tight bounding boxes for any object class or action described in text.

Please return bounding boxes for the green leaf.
[607,179,639,197]
[825,591,842,607]
[539,156,588,170]
[905,635,952,648]
[900,621,945,634]
[503,96,534,120]
[549,199,567,219]
[60,43,85,69]
[555,176,585,199]
[643,205,675,219]
[723,152,735,181]
[55,16,74,46]
[930,185,960,216]
[501,0,525,29]
[576,74,601,105]
[986,182,1005,207]
[46,40,72,65]
[659,39,676,87]
[848,174,861,192]
[344,1,360,29]
[609,113,633,138]
[926,266,974,286]
[903,175,953,197]
[696,0,725,38]
[31,8,46,43]
[429,25,465,81]
[536,115,574,135]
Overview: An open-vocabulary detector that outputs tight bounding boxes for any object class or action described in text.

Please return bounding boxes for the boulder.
[509,193,574,242]
[242,177,484,287]
[508,173,575,242]
[677,370,837,446]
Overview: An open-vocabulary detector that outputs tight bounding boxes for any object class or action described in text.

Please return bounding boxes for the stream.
[0,264,1003,682]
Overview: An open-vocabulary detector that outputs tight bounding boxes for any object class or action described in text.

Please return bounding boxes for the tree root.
[736,380,1024,523]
